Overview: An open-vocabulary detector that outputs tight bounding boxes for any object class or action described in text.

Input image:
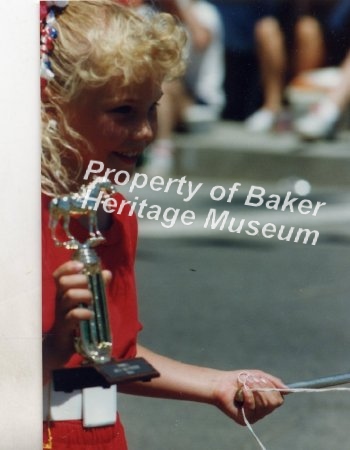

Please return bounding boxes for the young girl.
[41,1,285,448]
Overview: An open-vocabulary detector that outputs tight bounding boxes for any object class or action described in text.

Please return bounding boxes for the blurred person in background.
[294,0,350,140]
[244,0,339,133]
[144,0,225,176]
[209,0,300,121]
[295,49,350,140]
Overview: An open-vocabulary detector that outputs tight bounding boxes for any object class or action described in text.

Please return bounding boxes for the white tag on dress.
[82,385,117,427]
[47,384,83,421]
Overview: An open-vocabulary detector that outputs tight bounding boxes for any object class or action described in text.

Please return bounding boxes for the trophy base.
[53,357,160,393]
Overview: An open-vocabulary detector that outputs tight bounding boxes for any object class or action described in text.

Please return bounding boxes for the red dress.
[42,193,142,449]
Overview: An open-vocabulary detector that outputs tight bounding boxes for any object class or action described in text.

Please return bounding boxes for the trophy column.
[72,246,112,364]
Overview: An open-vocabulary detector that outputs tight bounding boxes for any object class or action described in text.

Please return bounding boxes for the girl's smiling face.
[66,78,162,182]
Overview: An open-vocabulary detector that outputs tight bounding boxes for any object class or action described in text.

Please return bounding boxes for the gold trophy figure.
[49,177,159,392]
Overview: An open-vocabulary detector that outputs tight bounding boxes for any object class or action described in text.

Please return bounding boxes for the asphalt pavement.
[118,124,350,450]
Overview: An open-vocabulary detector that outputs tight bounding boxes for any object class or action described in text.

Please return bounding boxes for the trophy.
[49,177,159,392]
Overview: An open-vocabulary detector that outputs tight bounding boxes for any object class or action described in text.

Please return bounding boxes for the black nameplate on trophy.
[53,357,160,392]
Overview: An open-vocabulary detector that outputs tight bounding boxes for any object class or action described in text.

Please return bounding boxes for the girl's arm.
[119,344,285,426]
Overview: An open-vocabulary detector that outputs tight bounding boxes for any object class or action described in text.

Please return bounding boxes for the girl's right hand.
[43,261,111,376]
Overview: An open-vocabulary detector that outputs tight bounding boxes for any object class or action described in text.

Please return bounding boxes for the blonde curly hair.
[41,0,187,196]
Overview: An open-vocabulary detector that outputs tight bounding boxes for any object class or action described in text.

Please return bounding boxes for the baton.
[287,372,350,389]
[234,372,350,407]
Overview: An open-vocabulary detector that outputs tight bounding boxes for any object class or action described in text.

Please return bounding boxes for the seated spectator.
[209,0,281,121]
[245,17,326,132]
[245,0,332,132]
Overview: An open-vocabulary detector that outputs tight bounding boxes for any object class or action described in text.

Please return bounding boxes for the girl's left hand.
[211,370,286,426]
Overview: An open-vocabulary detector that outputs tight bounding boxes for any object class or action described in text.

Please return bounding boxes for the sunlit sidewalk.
[174,121,350,187]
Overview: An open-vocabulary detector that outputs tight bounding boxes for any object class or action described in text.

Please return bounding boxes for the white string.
[249,386,350,394]
[237,372,350,450]
[241,407,267,450]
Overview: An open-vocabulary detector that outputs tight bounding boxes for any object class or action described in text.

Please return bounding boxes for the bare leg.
[293,16,325,74]
[156,79,192,140]
[255,17,286,112]
[144,79,192,176]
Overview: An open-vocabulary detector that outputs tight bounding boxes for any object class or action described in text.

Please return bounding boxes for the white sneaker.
[294,100,341,141]
[245,108,278,132]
